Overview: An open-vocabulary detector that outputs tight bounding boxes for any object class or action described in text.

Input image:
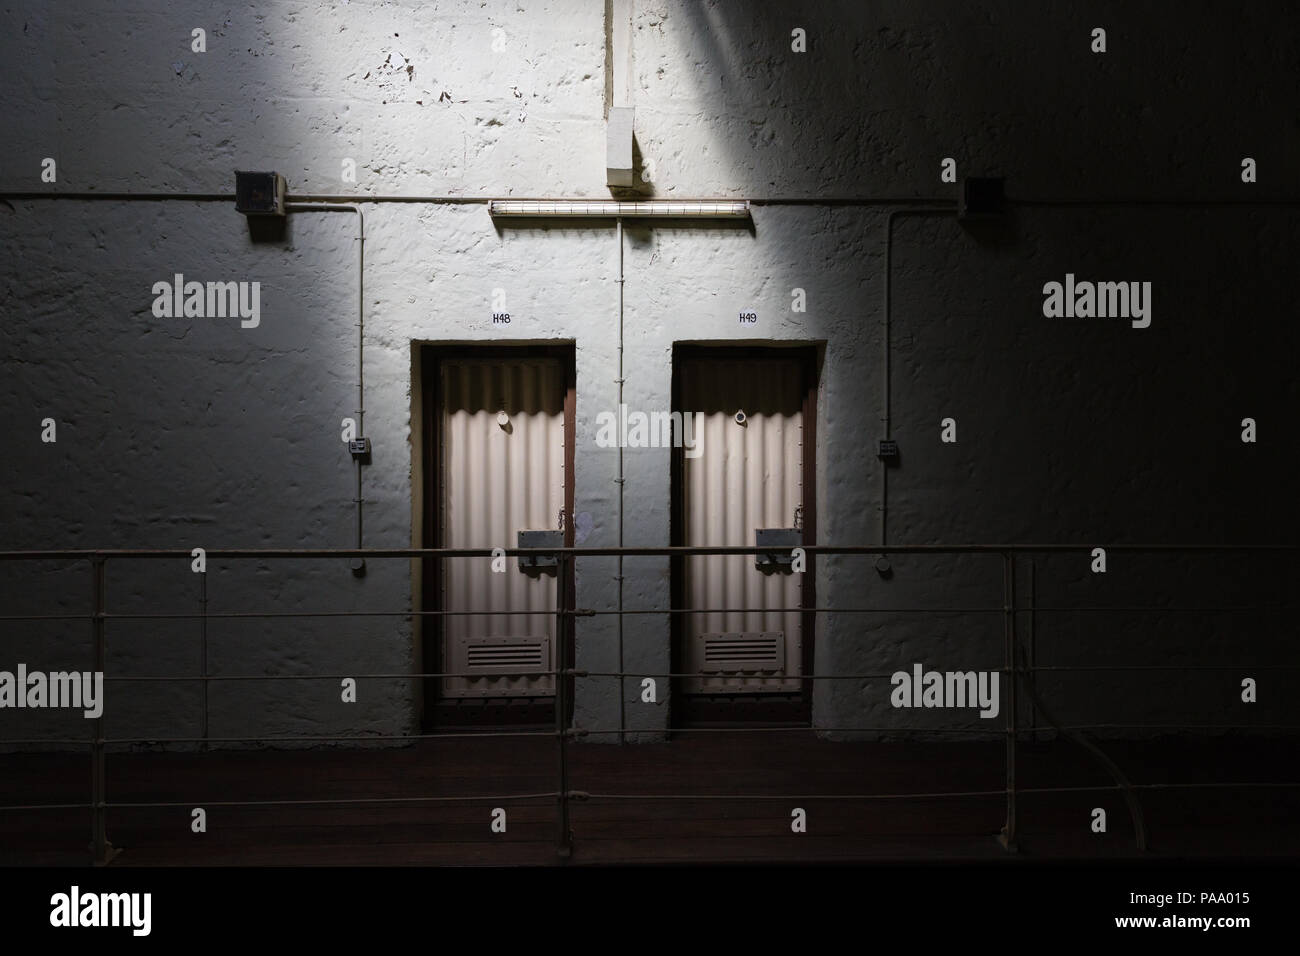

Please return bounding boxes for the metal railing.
[1,544,1297,864]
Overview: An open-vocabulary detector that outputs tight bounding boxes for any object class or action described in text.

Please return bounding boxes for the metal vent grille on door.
[465,636,549,673]
[450,636,554,697]
[698,632,786,673]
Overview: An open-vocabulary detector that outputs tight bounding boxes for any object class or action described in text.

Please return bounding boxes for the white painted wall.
[2,1,1297,750]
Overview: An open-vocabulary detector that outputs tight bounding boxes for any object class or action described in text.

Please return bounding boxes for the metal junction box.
[959,176,1005,221]
[235,170,287,216]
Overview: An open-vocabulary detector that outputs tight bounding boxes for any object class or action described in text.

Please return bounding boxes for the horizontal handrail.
[0,543,1297,559]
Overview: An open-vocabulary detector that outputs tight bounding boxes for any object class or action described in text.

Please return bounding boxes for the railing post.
[998,551,1018,852]
[555,552,572,859]
[200,569,208,752]
[90,553,117,865]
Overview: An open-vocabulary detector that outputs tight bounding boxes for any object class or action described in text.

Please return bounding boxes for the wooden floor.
[3,733,1298,865]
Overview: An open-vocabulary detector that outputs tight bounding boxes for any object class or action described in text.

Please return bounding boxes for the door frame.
[419,343,576,729]
[669,344,819,726]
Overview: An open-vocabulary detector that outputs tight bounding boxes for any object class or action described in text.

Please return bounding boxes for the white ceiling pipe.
[488,199,751,218]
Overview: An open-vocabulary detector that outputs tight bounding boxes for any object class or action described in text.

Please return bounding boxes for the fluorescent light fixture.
[488,199,750,218]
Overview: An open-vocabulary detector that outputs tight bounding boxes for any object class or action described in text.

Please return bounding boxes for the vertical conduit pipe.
[881,206,954,547]
[616,217,626,744]
[285,203,366,570]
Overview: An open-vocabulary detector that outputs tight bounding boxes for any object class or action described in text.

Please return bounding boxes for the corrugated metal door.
[440,357,565,698]
[680,354,805,694]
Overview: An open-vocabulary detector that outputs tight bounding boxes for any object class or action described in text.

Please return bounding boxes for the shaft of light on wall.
[488,199,751,218]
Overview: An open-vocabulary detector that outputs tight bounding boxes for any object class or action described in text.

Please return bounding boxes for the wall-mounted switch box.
[348,438,371,458]
[878,439,899,461]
